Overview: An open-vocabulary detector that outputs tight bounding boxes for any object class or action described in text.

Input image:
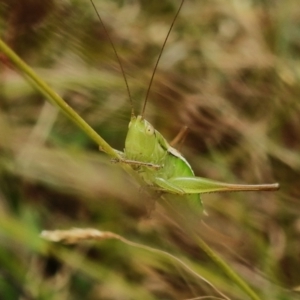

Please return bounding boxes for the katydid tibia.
[91,0,279,211]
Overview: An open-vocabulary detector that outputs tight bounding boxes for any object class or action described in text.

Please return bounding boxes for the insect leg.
[170,126,189,147]
[111,158,162,170]
[167,177,279,194]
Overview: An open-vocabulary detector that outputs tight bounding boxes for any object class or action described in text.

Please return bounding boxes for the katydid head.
[123,0,185,164]
[124,115,162,162]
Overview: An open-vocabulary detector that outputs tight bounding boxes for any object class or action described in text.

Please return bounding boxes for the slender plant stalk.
[195,236,261,300]
[0,38,118,159]
[0,38,261,300]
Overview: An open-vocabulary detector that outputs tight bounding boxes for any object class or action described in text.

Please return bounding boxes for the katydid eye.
[146,124,154,135]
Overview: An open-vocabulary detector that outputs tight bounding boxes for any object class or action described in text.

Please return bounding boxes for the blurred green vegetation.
[0,0,299,299]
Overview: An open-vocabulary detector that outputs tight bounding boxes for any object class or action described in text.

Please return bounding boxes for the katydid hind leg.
[166,177,279,194]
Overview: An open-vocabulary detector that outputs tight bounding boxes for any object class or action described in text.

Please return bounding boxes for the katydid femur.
[92,0,279,211]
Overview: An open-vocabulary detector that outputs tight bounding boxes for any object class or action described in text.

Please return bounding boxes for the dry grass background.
[0,0,299,299]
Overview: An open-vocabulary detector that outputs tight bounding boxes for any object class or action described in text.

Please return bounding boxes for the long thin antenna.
[141,0,185,117]
[89,0,134,116]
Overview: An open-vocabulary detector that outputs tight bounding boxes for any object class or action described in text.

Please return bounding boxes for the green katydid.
[90,0,279,211]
